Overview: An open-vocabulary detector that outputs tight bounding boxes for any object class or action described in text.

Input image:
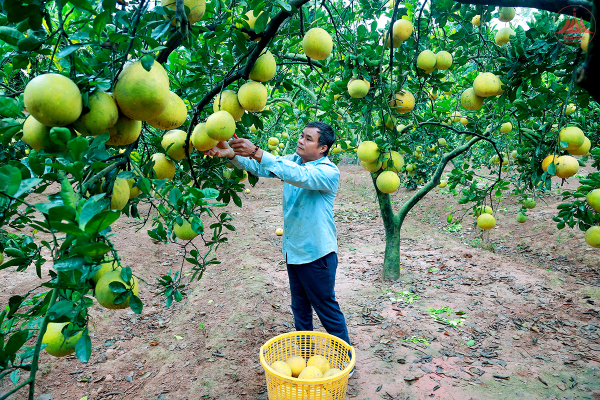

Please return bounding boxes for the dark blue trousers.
[286,252,351,346]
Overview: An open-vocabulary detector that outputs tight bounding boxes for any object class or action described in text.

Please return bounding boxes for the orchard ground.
[1,159,599,400]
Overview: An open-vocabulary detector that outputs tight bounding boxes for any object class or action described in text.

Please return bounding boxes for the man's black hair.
[305,121,336,156]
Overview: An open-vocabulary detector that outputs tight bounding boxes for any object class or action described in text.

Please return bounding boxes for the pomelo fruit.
[386,18,413,48]
[42,322,83,357]
[213,90,244,121]
[586,189,600,212]
[147,91,187,130]
[585,226,600,248]
[73,91,118,136]
[174,219,198,240]
[95,270,139,309]
[238,81,267,112]
[435,51,453,70]
[357,141,379,162]
[376,171,400,193]
[302,28,333,60]
[390,90,415,113]
[559,126,585,150]
[162,129,192,160]
[286,356,306,377]
[107,114,142,146]
[307,355,330,374]
[151,153,176,180]
[298,365,324,380]
[554,155,579,179]
[191,123,218,152]
[206,110,236,141]
[477,214,496,229]
[473,72,500,97]
[110,178,130,211]
[417,50,436,71]
[114,60,170,121]
[249,49,276,82]
[24,73,82,127]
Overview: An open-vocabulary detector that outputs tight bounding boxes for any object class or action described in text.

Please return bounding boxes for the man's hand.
[230,138,258,157]
[205,141,235,159]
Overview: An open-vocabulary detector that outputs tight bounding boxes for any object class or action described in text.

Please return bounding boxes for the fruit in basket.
[286,356,306,378]
[298,366,324,379]
[307,355,330,374]
[323,368,342,378]
[270,360,292,377]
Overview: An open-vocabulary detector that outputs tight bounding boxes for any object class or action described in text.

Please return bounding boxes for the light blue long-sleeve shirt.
[230,151,339,264]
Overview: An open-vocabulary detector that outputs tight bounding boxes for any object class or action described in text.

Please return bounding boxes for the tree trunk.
[372,175,401,280]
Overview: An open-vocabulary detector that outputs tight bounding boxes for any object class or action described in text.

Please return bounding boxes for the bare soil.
[1,161,599,400]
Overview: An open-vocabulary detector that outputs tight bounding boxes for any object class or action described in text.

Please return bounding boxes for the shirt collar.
[298,155,328,165]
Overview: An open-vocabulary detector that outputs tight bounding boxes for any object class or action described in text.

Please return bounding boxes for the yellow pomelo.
[568,136,591,156]
[24,73,82,127]
[238,81,267,112]
[542,154,559,172]
[381,151,404,172]
[585,226,600,248]
[390,90,415,113]
[73,91,118,136]
[161,0,205,24]
[240,10,270,40]
[162,129,192,160]
[582,32,590,53]
[147,91,187,130]
[268,137,279,146]
[498,6,515,22]
[357,141,380,162]
[586,189,600,212]
[523,198,536,209]
[114,60,170,121]
[417,50,437,70]
[435,51,453,70]
[438,138,447,147]
[323,368,342,378]
[206,110,236,141]
[475,205,493,216]
[472,15,481,26]
[477,214,496,229]
[559,126,585,150]
[271,360,292,377]
[42,322,83,357]
[298,366,324,380]
[450,111,461,122]
[91,261,119,283]
[152,153,176,180]
[127,178,141,199]
[511,150,518,158]
[428,89,438,99]
[213,90,244,121]
[460,117,469,125]
[249,49,276,82]
[361,160,382,172]
[174,219,198,240]
[347,78,370,99]
[555,155,579,179]
[384,114,396,130]
[473,72,501,97]
[386,18,413,48]
[110,178,130,211]
[286,356,306,378]
[500,122,512,133]
[461,88,483,110]
[307,355,330,374]
[302,27,333,60]
[495,27,515,45]
[376,171,400,193]
[107,114,142,146]
[565,103,576,115]
[95,270,139,309]
[191,122,218,151]
[22,116,52,151]
[438,180,447,188]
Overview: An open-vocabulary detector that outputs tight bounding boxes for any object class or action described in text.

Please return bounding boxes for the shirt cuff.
[259,150,277,167]
[229,155,242,168]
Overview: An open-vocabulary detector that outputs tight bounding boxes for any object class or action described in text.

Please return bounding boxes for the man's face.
[296,127,327,161]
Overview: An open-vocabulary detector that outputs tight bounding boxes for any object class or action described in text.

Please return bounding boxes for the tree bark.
[373,175,401,280]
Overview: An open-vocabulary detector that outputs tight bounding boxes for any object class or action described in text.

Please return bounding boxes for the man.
[206,121,352,351]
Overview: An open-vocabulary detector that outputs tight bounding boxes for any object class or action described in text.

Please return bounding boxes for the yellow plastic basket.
[259,331,355,400]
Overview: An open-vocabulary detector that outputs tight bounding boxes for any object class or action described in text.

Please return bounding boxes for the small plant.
[384,290,420,304]
[445,223,462,233]
[404,336,430,346]
[428,306,467,329]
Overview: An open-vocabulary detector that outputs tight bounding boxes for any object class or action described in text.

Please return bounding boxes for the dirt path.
[1,162,599,400]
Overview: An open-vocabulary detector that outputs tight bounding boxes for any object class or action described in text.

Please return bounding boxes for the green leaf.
[0,96,23,118]
[547,162,557,176]
[0,165,22,196]
[0,26,25,45]
[79,195,107,230]
[5,330,29,354]
[109,281,127,293]
[14,178,42,198]
[141,54,154,72]
[254,11,269,34]
[447,213,453,223]
[84,211,119,234]
[129,295,143,314]
[47,300,78,321]
[54,257,85,272]
[201,188,219,199]
[466,340,475,346]
[120,266,132,283]
[68,0,97,14]
[75,331,92,363]
[61,176,78,210]
[275,0,292,12]
[74,243,111,257]
[57,43,87,58]
[559,141,569,149]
